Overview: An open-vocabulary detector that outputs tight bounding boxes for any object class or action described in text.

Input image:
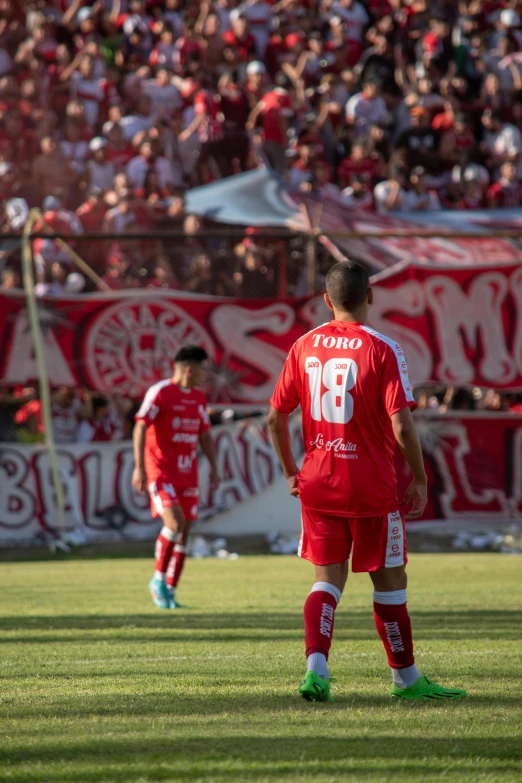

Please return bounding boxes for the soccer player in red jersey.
[132,345,220,609]
[268,262,466,702]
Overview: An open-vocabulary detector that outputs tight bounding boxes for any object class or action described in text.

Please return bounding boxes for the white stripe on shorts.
[385,510,404,568]
[149,482,164,515]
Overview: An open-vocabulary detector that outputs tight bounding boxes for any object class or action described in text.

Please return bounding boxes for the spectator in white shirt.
[238,0,273,57]
[346,76,388,130]
[126,139,182,190]
[373,167,409,214]
[87,137,115,192]
[117,95,157,142]
[142,68,182,117]
[481,108,522,179]
[404,166,441,211]
[341,174,374,210]
[70,56,104,127]
[331,0,369,43]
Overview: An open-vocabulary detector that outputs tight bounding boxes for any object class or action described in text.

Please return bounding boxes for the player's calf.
[300,579,342,701]
[150,506,186,609]
[371,570,466,699]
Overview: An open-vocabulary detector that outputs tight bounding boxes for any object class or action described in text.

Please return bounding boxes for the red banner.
[0,290,329,405]
[1,260,522,402]
[372,261,522,389]
[397,412,522,521]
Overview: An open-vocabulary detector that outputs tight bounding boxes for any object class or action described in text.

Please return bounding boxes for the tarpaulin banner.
[397,412,522,521]
[0,416,304,545]
[1,412,519,546]
[372,261,522,389]
[0,289,329,405]
[1,259,522,401]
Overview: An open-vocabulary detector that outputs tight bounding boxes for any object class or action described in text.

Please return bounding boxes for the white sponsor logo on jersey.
[172,433,199,443]
[310,434,357,452]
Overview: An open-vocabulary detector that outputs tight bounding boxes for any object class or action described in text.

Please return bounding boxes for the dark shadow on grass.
[0,609,521,642]
[1,690,521,720]
[1,735,521,782]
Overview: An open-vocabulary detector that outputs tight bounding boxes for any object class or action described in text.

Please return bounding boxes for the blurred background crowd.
[0,383,521,444]
[1,1,522,295]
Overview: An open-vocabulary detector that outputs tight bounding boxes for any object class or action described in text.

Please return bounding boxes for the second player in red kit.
[133,345,220,609]
[269,261,466,703]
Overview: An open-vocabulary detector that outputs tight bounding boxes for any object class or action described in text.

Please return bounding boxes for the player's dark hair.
[174,345,209,365]
[325,261,370,313]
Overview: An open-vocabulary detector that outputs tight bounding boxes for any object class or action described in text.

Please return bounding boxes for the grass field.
[0,554,521,783]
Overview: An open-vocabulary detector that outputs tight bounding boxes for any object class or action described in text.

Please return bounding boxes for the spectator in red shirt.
[247,75,296,173]
[105,123,137,171]
[337,140,383,189]
[77,395,120,443]
[222,10,256,62]
[244,60,269,108]
[76,189,108,232]
[487,161,522,207]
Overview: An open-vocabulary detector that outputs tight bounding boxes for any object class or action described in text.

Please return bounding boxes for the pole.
[21,209,66,539]
[30,209,111,292]
[306,235,317,295]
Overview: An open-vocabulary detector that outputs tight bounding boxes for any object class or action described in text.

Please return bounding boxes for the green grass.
[0,554,521,783]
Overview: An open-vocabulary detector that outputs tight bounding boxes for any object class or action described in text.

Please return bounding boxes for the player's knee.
[370,565,407,592]
[315,561,348,593]
[162,506,186,536]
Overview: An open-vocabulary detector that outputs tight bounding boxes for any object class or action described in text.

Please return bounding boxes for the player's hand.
[210,468,221,493]
[287,474,300,498]
[132,467,148,495]
[401,480,427,520]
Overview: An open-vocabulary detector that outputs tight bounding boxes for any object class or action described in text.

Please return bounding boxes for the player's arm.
[199,429,220,492]
[391,407,427,520]
[267,408,300,498]
[132,419,148,494]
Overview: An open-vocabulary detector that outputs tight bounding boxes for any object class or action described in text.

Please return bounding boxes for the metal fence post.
[306,234,317,295]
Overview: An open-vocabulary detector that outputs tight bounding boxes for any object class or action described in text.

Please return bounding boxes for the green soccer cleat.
[391,675,467,701]
[299,670,335,703]
[148,576,171,609]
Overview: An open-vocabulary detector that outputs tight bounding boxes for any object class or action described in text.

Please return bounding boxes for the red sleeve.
[487,182,501,207]
[194,93,207,115]
[380,342,416,417]
[135,384,163,425]
[270,345,300,413]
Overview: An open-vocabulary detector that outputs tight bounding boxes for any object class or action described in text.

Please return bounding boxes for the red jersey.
[270,321,415,517]
[135,379,211,487]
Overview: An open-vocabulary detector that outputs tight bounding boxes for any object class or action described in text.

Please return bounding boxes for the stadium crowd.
[1,1,522,294]
[0,383,520,444]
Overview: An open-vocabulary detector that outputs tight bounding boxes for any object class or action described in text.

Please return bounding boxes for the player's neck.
[332,306,369,324]
[172,376,193,391]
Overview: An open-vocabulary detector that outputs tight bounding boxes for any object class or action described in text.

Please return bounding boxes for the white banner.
[0,417,304,545]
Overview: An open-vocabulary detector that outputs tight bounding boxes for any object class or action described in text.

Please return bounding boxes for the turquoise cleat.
[148,576,171,609]
[167,587,182,609]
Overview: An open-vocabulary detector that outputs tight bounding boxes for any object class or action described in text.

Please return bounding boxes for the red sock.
[166,545,187,588]
[154,526,177,574]
[373,590,415,669]
[304,582,341,659]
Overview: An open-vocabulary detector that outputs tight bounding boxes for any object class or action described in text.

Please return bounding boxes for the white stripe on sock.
[310,581,342,604]
[373,589,407,605]
[307,652,329,679]
[160,526,177,542]
[392,664,421,689]
[174,544,187,553]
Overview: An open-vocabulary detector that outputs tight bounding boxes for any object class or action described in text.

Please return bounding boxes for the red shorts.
[148,478,199,522]
[299,506,407,572]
